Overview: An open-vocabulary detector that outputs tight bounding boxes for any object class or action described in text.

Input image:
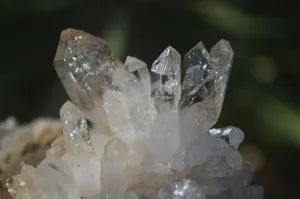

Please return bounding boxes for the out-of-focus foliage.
[189,0,281,38]
[0,0,299,198]
[0,0,79,14]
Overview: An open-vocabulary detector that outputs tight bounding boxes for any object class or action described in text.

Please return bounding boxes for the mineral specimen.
[7,29,263,199]
[0,117,62,199]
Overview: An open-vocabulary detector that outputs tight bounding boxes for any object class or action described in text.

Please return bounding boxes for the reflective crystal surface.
[54,29,114,110]
[8,29,263,199]
[207,39,233,120]
[153,179,206,199]
[151,47,181,112]
[125,56,151,96]
[209,126,244,149]
[179,40,234,135]
[54,29,118,132]
[180,42,210,109]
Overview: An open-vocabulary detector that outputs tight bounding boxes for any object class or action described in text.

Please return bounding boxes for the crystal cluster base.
[7,29,263,199]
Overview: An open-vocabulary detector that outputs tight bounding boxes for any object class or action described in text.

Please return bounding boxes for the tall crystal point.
[180,42,210,109]
[151,46,181,112]
[54,29,117,132]
[54,29,113,110]
[208,39,234,119]
[179,40,234,135]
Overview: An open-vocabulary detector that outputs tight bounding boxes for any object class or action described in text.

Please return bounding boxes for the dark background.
[1,0,300,198]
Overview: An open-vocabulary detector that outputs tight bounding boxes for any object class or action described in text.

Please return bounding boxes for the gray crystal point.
[209,126,244,149]
[184,131,243,178]
[151,46,181,112]
[179,42,210,109]
[60,100,91,154]
[125,56,151,95]
[179,40,233,133]
[153,179,206,199]
[54,29,116,112]
[208,39,233,117]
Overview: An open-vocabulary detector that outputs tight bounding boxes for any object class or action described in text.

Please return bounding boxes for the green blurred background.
[1,0,299,198]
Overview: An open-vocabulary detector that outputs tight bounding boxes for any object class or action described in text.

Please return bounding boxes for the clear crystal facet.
[209,126,244,148]
[178,40,234,139]
[180,42,211,109]
[153,179,206,199]
[151,46,181,112]
[125,56,151,96]
[54,29,114,110]
[54,29,119,133]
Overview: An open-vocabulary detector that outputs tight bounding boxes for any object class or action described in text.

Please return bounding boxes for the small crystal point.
[151,46,181,112]
[153,179,206,199]
[125,56,147,72]
[209,126,244,148]
[210,39,233,70]
[125,56,151,95]
[101,138,129,199]
[185,133,242,177]
[60,101,90,154]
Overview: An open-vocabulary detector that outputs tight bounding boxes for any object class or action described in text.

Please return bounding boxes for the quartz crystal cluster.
[7,29,263,199]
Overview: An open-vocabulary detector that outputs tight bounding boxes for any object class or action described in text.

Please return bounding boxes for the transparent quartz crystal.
[179,40,234,141]
[153,179,206,199]
[7,29,263,199]
[54,29,119,133]
[151,47,181,113]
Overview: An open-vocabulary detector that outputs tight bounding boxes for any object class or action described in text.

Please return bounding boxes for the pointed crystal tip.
[59,28,84,41]
[54,28,111,63]
[150,46,181,111]
[151,46,180,75]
